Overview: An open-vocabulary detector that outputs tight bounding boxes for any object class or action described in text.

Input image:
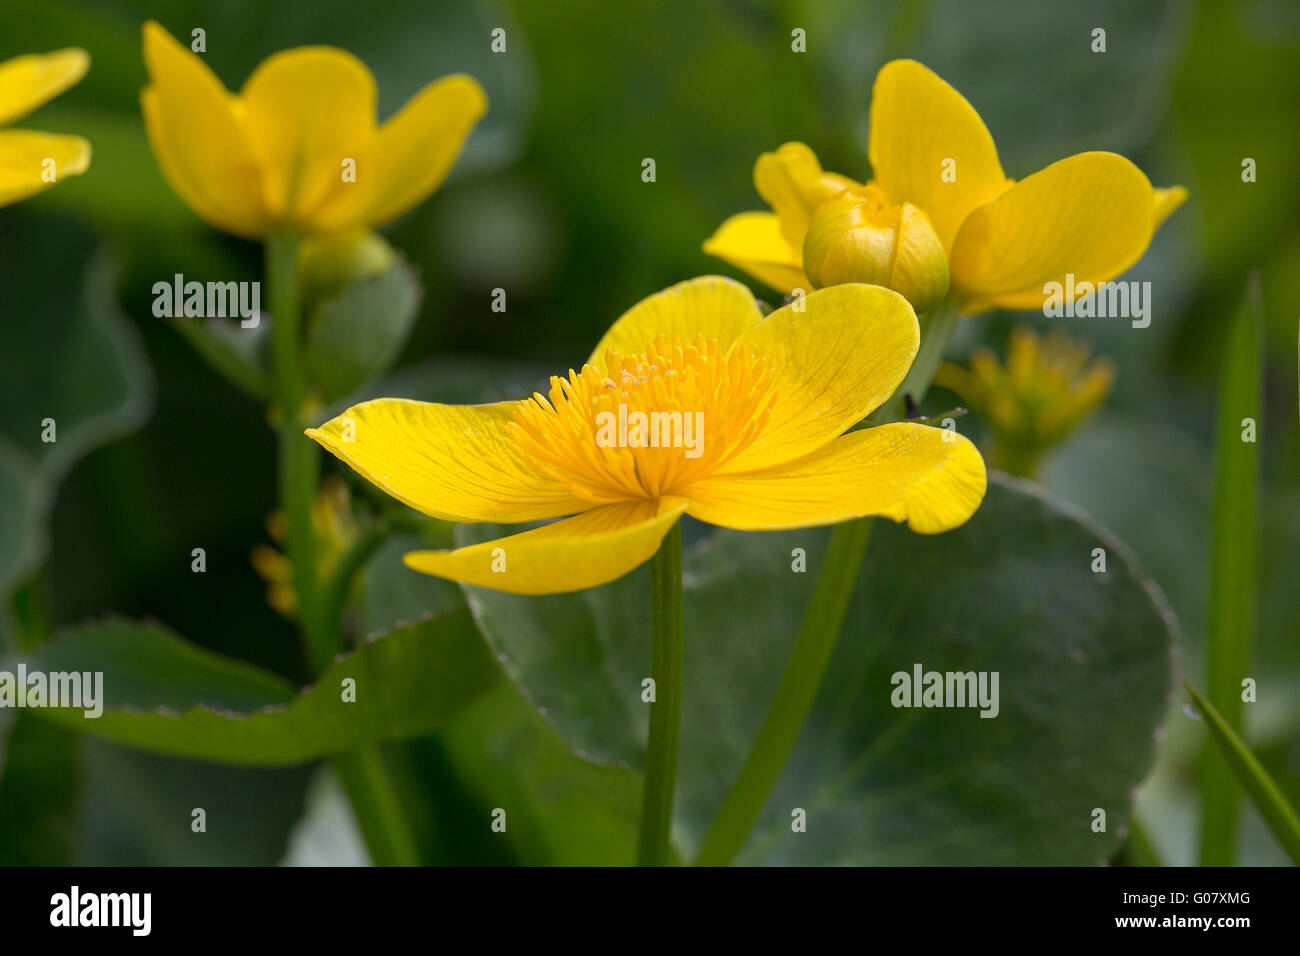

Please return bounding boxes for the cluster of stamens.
[508,335,777,502]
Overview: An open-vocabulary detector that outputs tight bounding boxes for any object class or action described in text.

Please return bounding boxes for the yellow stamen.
[508,335,777,503]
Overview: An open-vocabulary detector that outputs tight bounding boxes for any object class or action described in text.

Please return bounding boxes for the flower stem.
[637,519,684,866]
[695,516,873,865]
[333,745,421,867]
[694,297,961,866]
[266,234,326,670]
[266,233,419,867]
[877,297,963,424]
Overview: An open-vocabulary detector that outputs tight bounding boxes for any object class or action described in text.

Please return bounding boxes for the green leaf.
[307,257,423,402]
[28,609,500,765]
[1184,680,1300,865]
[0,439,50,642]
[436,680,644,865]
[358,530,463,639]
[0,231,154,480]
[463,475,1175,864]
[0,221,155,644]
[75,741,312,866]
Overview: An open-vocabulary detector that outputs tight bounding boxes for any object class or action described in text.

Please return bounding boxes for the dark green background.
[1,0,1296,865]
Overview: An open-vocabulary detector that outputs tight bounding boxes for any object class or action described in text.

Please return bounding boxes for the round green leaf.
[463,475,1176,864]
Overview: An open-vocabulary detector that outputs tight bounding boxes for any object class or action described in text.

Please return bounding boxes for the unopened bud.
[803,185,948,312]
[298,231,396,305]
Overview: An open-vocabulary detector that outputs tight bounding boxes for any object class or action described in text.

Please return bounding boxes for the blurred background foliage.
[0,0,1296,865]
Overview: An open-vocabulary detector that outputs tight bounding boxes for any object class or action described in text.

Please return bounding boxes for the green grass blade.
[1186,680,1300,865]
[1199,275,1263,865]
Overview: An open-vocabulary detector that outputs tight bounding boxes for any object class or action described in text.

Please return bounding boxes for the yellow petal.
[404,496,689,595]
[306,398,588,523]
[0,130,90,207]
[585,275,765,371]
[1153,185,1187,230]
[702,211,810,295]
[682,423,986,534]
[868,59,1009,253]
[0,48,89,126]
[141,21,266,237]
[948,151,1156,311]
[313,74,486,231]
[717,283,919,473]
[239,46,377,227]
[754,142,858,249]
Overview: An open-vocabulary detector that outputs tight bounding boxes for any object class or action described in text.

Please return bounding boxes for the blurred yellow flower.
[934,326,1115,478]
[0,48,91,207]
[140,21,486,238]
[308,277,987,595]
[705,59,1185,314]
[252,477,359,615]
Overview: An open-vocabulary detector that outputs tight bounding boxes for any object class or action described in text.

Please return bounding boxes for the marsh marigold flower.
[140,21,486,238]
[705,59,1186,314]
[0,48,90,207]
[307,277,987,595]
[935,326,1115,478]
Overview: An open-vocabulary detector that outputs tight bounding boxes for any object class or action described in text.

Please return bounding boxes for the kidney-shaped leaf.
[463,474,1176,864]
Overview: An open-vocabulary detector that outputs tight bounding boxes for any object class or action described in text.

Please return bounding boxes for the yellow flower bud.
[802,185,949,312]
[251,477,360,618]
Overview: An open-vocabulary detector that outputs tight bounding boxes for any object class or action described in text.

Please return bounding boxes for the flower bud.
[802,185,949,312]
[932,326,1116,479]
[298,231,397,306]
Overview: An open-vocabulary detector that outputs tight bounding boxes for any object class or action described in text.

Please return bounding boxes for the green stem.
[267,234,326,671]
[1199,276,1262,865]
[637,520,684,866]
[695,517,873,865]
[333,746,421,866]
[1120,815,1163,867]
[878,297,963,423]
[266,233,419,867]
[695,297,961,866]
[318,521,391,657]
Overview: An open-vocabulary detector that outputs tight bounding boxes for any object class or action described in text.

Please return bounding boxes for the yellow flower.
[307,277,987,595]
[0,48,91,207]
[140,21,486,238]
[252,477,359,615]
[934,326,1115,478]
[705,59,1186,314]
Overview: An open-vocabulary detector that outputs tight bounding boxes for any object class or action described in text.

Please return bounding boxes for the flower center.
[508,335,777,503]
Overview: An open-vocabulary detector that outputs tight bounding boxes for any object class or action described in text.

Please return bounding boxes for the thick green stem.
[267,234,326,670]
[637,520,684,866]
[266,234,419,867]
[334,746,420,866]
[695,517,873,865]
[695,297,961,866]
